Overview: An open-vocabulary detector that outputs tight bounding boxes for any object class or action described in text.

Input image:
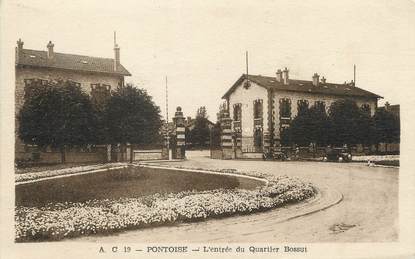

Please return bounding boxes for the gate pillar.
[172,107,186,159]
[220,111,234,159]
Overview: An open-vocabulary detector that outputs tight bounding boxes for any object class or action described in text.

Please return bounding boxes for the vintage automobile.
[323,147,352,162]
[262,149,287,161]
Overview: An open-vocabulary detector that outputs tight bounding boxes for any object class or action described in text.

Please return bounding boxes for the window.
[297,100,309,116]
[24,78,49,99]
[279,98,291,118]
[361,104,370,114]
[253,99,263,119]
[254,128,263,149]
[233,103,242,121]
[314,101,326,112]
[91,83,111,110]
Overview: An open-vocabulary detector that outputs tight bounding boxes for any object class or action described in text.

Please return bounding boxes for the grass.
[15,166,263,207]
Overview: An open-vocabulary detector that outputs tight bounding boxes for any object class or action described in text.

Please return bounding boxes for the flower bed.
[15,166,315,242]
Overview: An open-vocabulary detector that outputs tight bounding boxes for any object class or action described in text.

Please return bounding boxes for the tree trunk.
[130,144,134,163]
[60,146,66,164]
[121,143,129,162]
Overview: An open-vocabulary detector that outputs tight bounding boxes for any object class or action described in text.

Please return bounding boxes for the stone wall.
[377,143,400,154]
[133,150,164,161]
[210,149,223,159]
[236,152,263,159]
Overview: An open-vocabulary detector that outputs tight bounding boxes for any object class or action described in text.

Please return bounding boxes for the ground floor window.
[254,128,263,150]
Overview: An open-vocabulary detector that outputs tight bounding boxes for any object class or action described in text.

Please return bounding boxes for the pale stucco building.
[222,68,381,158]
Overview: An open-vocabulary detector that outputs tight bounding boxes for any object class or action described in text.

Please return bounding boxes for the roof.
[16,49,131,76]
[222,74,382,99]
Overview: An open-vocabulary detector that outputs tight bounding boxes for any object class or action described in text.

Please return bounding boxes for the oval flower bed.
[15,166,315,242]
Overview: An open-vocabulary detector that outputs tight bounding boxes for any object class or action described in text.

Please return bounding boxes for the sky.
[2,0,415,121]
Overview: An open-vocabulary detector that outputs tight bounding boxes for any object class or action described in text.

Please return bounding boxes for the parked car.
[262,149,287,161]
[323,147,352,162]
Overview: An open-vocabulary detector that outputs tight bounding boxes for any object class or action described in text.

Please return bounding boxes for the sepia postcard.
[1,0,415,258]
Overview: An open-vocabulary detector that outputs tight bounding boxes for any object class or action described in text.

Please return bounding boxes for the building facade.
[222,68,381,158]
[15,38,131,160]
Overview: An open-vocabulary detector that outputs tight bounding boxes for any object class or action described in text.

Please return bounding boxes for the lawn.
[16,166,262,207]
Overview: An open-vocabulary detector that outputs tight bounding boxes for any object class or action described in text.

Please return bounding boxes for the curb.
[136,163,344,227]
[279,185,343,223]
[368,164,399,169]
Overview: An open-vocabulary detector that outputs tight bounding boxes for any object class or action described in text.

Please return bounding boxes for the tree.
[210,122,222,149]
[90,85,112,145]
[289,111,312,146]
[307,104,330,146]
[373,108,400,143]
[105,84,162,146]
[18,80,97,163]
[327,99,375,146]
[280,127,292,146]
[189,106,211,148]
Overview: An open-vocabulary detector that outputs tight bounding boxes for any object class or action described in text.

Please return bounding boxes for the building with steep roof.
[378,102,400,118]
[15,38,131,159]
[222,68,382,158]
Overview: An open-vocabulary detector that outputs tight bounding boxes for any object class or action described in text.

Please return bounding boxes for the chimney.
[276,69,282,82]
[47,41,54,59]
[312,73,320,86]
[16,39,24,63]
[282,67,289,85]
[321,76,326,84]
[114,32,120,71]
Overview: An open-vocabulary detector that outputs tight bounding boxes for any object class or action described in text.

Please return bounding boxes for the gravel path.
[71,151,398,243]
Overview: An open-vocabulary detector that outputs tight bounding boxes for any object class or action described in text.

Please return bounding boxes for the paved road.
[75,151,398,243]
